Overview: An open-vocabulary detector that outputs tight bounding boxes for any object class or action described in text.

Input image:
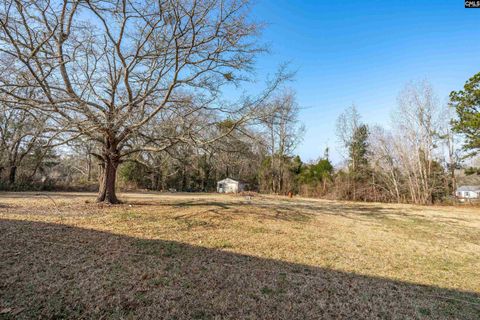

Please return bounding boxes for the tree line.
[0,1,479,204]
[259,79,479,205]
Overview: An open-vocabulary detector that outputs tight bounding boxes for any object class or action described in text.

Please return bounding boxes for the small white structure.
[217,178,245,193]
[456,185,480,201]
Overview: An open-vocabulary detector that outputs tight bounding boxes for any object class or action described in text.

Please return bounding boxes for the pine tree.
[450,72,480,155]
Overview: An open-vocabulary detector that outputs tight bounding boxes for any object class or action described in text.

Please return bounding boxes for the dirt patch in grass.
[1,192,479,319]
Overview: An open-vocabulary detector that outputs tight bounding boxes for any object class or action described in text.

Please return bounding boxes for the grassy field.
[1,192,479,319]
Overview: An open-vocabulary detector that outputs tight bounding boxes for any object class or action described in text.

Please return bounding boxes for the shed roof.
[457,185,480,192]
[217,178,239,184]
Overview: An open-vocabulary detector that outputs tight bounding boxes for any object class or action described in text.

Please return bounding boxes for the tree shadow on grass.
[2,192,469,225]
[1,219,479,319]
[162,198,473,226]
[0,192,96,199]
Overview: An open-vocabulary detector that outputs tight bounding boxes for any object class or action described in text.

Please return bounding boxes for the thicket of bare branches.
[327,81,461,204]
[0,97,60,186]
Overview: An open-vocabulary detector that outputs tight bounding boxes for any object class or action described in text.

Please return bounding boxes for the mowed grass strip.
[0,192,479,319]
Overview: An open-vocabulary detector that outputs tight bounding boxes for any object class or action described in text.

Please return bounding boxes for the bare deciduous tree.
[368,125,403,203]
[0,0,285,203]
[393,80,443,204]
[439,104,462,196]
[261,89,304,194]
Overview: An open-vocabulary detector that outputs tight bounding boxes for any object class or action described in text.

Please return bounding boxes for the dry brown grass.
[1,192,479,319]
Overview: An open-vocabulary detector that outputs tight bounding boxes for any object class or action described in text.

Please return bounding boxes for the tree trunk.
[87,155,92,182]
[150,171,156,190]
[97,155,120,204]
[8,165,17,185]
[450,167,456,196]
[181,164,187,191]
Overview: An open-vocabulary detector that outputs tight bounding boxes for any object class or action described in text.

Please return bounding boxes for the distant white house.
[456,185,480,201]
[217,178,246,193]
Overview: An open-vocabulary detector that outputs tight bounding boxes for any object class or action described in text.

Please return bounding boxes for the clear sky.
[248,0,480,164]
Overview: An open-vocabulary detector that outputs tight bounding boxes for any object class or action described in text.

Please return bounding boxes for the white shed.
[217,178,245,193]
[456,185,480,201]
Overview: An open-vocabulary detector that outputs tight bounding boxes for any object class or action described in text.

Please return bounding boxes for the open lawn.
[0,192,479,319]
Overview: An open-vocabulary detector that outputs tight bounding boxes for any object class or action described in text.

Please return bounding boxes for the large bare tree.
[0,0,282,203]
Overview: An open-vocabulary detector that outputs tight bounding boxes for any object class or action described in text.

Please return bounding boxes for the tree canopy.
[450,72,480,155]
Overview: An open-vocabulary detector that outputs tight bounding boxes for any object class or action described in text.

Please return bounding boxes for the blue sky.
[247,0,480,164]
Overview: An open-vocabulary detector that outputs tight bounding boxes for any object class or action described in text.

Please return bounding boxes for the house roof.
[457,185,480,192]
